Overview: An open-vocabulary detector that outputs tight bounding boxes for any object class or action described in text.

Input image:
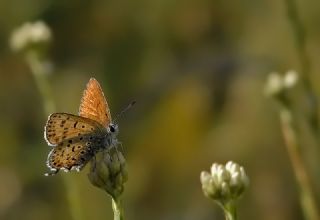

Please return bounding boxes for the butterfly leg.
[91,155,97,170]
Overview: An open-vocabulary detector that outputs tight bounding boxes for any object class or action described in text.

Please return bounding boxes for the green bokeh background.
[0,0,319,219]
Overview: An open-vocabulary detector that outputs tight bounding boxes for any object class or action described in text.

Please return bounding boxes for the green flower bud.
[88,149,128,200]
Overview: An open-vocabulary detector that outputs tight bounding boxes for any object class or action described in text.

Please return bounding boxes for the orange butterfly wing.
[79,78,112,127]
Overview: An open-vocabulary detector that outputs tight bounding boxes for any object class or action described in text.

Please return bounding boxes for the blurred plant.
[10,21,51,54]
[284,0,319,134]
[10,21,54,115]
[265,70,319,220]
[10,21,84,220]
[264,70,298,104]
[88,148,128,220]
[265,0,320,219]
[200,161,249,220]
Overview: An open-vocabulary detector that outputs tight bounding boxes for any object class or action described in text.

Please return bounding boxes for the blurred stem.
[219,201,237,220]
[280,107,319,220]
[112,198,124,220]
[285,0,319,134]
[26,51,84,220]
[26,51,55,115]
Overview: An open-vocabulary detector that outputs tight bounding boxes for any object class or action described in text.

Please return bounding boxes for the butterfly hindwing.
[79,78,112,127]
[46,134,105,173]
[44,113,106,146]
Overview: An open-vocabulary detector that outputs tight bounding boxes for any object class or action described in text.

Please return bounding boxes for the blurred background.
[0,0,319,219]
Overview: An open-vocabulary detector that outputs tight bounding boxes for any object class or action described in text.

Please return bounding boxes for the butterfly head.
[108,123,119,136]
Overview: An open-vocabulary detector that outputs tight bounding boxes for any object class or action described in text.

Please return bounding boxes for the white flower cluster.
[264,70,299,97]
[10,21,52,52]
[200,161,249,202]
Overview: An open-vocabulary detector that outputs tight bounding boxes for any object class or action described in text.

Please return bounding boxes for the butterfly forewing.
[46,134,105,173]
[79,78,112,127]
[44,78,119,176]
[44,113,106,146]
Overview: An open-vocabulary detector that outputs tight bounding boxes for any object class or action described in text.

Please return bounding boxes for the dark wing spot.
[72,146,75,152]
[82,125,85,128]
[73,121,78,128]
[68,140,72,144]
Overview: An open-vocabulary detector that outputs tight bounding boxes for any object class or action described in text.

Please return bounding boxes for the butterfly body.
[44,78,119,176]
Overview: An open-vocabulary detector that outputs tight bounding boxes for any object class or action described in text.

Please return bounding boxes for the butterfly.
[44,78,120,176]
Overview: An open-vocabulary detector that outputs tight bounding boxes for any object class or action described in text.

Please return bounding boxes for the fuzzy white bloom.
[200,161,249,202]
[264,72,284,96]
[264,70,299,97]
[283,70,298,88]
[10,21,52,52]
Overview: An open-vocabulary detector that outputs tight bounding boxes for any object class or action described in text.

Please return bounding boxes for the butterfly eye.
[109,125,115,133]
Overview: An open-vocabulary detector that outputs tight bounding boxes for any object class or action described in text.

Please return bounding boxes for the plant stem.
[26,52,55,115]
[280,108,319,220]
[112,198,124,220]
[220,201,237,220]
[285,0,319,134]
[26,51,84,220]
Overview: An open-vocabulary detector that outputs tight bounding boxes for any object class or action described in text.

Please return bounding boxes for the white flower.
[10,21,52,52]
[264,72,284,96]
[200,161,249,202]
[283,70,298,88]
[264,70,299,97]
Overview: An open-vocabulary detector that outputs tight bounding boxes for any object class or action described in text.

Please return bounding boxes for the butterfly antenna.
[113,101,136,123]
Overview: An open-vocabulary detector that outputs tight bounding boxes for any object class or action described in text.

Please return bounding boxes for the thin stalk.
[26,51,84,220]
[280,108,319,220]
[112,198,124,220]
[218,201,237,220]
[284,1,320,217]
[285,0,319,134]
